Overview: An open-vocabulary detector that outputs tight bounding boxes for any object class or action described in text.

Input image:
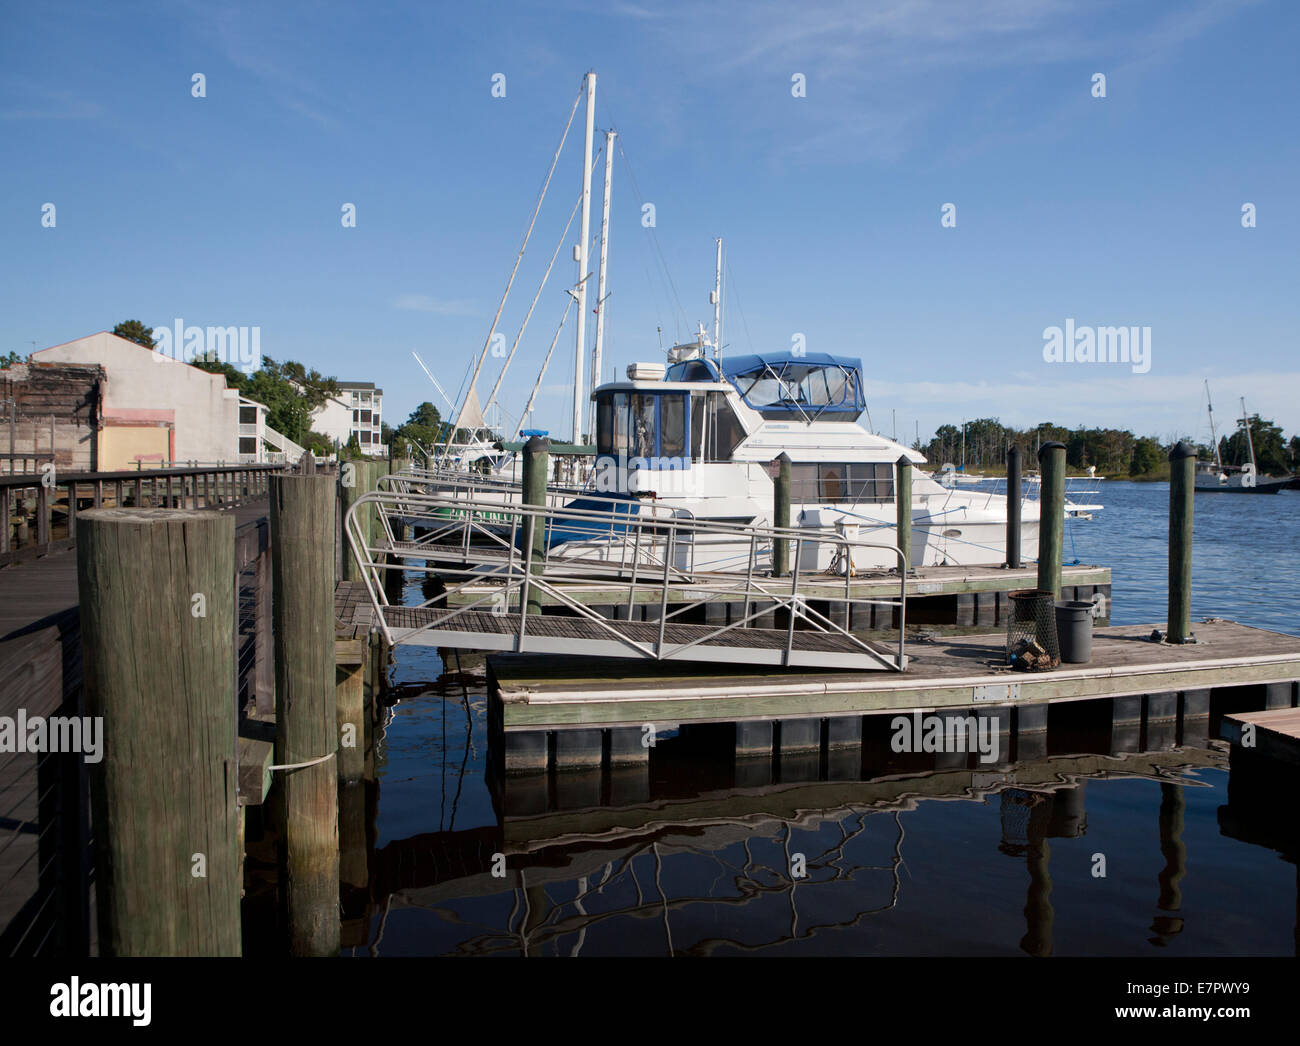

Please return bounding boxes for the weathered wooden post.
[772,452,791,577]
[522,435,549,615]
[1005,444,1022,569]
[338,458,365,583]
[269,474,340,956]
[895,455,912,573]
[1036,442,1067,598]
[76,508,241,955]
[1167,441,1195,644]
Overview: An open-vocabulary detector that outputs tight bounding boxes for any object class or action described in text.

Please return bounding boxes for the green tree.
[113,319,156,348]
[0,350,23,368]
[393,401,444,455]
[1221,414,1287,474]
[191,353,340,453]
[1129,436,1163,476]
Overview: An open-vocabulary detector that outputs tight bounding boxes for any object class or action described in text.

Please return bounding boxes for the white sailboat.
[1195,382,1290,493]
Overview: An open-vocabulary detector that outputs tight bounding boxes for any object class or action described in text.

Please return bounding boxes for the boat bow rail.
[344,488,909,672]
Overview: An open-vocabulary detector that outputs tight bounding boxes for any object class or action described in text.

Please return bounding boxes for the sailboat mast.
[589,127,615,438]
[1205,379,1222,468]
[571,71,596,445]
[712,238,723,359]
[1241,397,1256,469]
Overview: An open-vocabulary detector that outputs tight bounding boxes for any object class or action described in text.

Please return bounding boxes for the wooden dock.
[489,619,1300,732]
[1221,708,1300,765]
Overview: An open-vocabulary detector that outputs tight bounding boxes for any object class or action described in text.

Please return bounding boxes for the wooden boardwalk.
[0,496,271,955]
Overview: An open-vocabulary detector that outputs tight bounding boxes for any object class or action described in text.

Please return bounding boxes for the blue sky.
[3,0,1297,446]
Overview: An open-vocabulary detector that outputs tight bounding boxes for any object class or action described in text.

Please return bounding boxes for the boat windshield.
[596,391,689,462]
[720,353,865,421]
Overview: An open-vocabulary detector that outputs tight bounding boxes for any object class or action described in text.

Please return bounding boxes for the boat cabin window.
[689,391,746,462]
[789,462,894,504]
[595,391,690,462]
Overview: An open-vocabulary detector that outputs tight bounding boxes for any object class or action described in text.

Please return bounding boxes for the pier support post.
[76,508,240,956]
[772,452,791,577]
[269,474,339,957]
[735,721,774,787]
[1178,688,1211,745]
[339,459,364,582]
[504,731,549,774]
[1015,702,1048,761]
[1145,692,1179,751]
[1005,444,1022,568]
[1167,441,1195,644]
[895,455,912,572]
[1110,695,1143,755]
[336,662,365,783]
[522,435,549,616]
[1036,442,1066,598]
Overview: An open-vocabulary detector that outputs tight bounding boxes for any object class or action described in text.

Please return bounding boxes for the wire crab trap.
[1006,589,1060,671]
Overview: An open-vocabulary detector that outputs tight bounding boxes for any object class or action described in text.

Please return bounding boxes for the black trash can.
[1055,600,1094,663]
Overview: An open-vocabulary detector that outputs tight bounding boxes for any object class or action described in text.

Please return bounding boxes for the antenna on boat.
[1241,396,1257,471]
[571,70,597,444]
[711,237,723,359]
[589,127,616,437]
[1205,379,1222,468]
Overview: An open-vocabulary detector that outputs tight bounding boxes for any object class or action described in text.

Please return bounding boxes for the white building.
[30,331,304,469]
[311,381,387,456]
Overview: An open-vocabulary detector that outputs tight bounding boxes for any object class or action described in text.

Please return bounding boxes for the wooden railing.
[0,463,285,567]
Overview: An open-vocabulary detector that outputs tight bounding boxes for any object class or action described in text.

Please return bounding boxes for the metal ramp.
[345,488,909,672]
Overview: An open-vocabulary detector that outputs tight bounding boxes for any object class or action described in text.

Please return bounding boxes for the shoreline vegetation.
[913,417,1298,481]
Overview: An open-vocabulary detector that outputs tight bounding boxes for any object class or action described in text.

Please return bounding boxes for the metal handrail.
[343,489,909,671]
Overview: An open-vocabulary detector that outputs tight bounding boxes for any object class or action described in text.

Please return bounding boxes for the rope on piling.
[267,752,336,772]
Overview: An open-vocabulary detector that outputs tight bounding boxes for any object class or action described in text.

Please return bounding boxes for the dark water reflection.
[352,483,1299,956]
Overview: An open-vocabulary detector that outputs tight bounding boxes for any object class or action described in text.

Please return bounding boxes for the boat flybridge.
[545,336,1067,572]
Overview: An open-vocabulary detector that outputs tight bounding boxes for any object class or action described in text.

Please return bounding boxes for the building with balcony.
[311,381,387,456]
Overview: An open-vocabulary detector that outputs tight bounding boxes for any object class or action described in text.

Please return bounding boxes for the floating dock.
[487,620,1300,773]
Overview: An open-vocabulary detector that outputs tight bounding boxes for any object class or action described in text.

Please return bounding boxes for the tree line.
[919,417,1300,477]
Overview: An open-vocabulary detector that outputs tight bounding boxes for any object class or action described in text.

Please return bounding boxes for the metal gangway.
[344,488,909,672]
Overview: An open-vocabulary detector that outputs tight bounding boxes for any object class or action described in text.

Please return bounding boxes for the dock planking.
[489,619,1300,730]
[1221,707,1300,766]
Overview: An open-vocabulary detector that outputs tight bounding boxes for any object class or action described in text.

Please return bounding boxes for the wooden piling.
[1036,442,1066,598]
[773,452,791,577]
[895,455,912,572]
[76,508,240,956]
[269,474,339,957]
[1006,444,1022,569]
[1167,441,1195,644]
[339,459,364,582]
[522,436,549,615]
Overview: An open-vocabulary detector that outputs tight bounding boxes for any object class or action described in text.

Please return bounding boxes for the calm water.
[353,482,1300,956]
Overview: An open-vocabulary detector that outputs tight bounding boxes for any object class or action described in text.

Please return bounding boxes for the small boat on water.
[1195,383,1291,494]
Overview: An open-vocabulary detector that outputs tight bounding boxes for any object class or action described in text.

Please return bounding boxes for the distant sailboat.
[1195,382,1291,493]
